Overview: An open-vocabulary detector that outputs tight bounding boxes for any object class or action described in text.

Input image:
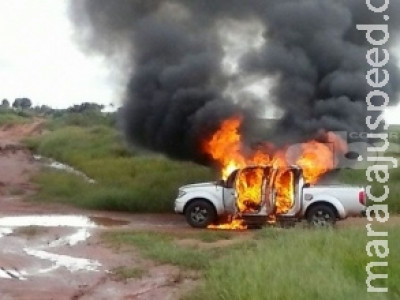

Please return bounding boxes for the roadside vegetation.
[25,110,214,212]
[106,225,399,300]
[339,124,400,213]
[0,108,32,126]
[24,109,400,214]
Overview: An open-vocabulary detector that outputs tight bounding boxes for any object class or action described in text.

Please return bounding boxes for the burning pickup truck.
[174,165,366,228]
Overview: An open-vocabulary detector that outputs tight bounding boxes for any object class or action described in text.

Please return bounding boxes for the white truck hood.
[180,182,219,191]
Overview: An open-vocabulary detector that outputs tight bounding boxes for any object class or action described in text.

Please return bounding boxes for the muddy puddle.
[0,215,130,281]
[0,268,27,280]
[0,215,130,228]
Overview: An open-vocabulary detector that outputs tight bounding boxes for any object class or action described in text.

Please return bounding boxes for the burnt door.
[234,166,265,214]
[223,170,238,214]
[263,166,276,215]
[271,167,297,215]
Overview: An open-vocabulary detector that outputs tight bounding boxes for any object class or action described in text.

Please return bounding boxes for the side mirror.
[345,151,361,160]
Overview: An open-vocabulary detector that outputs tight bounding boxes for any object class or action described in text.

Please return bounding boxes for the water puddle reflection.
[0,214,129,280]
[23,248,101,273]
[33,155,95,183]
[0,215,129,228]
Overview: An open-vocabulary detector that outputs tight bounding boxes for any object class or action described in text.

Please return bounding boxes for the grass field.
[25,119,214,212]
[0,109,31,126]
[106,225,399,300]
[24,114,400,213]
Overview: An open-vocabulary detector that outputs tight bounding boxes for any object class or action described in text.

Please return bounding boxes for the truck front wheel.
[185,200,216,228]
[306,204,336,227]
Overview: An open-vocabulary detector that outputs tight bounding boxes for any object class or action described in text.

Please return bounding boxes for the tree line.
[1,98,32,110]
[1,98,105,115]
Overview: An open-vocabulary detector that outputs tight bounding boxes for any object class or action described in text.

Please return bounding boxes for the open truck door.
[270,166,300,216]
[222,169,239,215]
[233,166,275,216]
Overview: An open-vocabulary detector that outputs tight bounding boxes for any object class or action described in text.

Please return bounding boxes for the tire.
[306,204,336,227]
[185,200,216,228]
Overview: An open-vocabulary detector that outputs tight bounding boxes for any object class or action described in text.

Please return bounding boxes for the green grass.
[26,124,214,212]
[106,226,399,300]
[192,230,235,243]
[0,109,31,126]
[47,110,116,129]
[106,231,226,270]
[194,226,399,300]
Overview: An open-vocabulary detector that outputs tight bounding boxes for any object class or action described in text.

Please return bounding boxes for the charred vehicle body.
[175,166,366,228]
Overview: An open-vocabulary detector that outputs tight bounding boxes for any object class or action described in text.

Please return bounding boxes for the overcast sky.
[0,0,399,123]
[0,0,119,109]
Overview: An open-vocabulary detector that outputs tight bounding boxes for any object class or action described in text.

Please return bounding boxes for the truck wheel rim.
[190,206,208,223]
[311,210,331,226]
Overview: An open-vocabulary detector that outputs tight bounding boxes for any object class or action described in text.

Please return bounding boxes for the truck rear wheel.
[306,204,336,227]
[185,200,216,228]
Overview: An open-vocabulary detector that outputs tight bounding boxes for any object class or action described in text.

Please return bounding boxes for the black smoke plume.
[69,0,400,163]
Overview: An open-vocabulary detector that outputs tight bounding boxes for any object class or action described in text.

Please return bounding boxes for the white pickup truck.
[174,165,366,228]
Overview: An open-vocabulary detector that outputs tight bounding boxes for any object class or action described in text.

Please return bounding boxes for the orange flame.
[202,117,247,180]
[202,116,347,230]
[202,117,273,180]
[275,169,295,214]
[208,218,247,230]
[235,167,264,213]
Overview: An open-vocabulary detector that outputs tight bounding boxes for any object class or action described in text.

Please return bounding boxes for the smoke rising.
[69,0,400,163]
[242,0,400,143]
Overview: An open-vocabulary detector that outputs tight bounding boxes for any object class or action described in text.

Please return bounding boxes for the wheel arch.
[304,194,346,219]
[183,198,218,216]
[305,201,339,219]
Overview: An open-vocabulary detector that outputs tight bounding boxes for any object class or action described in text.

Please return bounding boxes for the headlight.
[177,189,187,198]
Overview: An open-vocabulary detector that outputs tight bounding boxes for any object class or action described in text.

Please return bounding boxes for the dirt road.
[0,122,193,299]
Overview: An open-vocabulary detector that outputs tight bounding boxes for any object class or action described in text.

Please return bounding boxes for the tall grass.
[190,226,399,300]
[26,124,215,212]
[47,110,115,129]
[0,109,31,126]
[105,226,399,300]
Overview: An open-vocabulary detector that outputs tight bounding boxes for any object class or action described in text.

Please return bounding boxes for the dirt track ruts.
[0,121,194,300]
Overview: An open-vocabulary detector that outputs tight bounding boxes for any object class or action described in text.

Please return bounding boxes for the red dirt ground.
[0,121,195,299]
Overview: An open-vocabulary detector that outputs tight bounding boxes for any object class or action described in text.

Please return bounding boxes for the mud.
[0,122,193,299]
